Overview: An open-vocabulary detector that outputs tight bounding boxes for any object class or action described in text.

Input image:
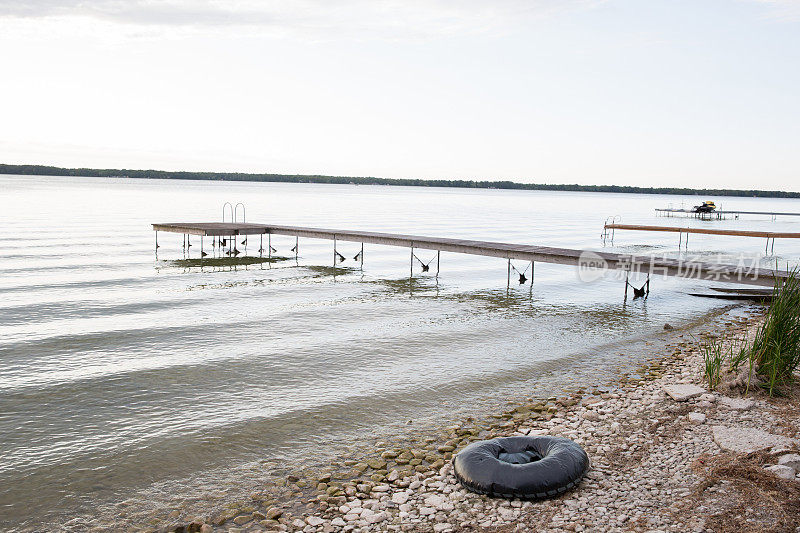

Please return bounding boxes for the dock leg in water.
[529,261,534,296]
[624,270,629,300]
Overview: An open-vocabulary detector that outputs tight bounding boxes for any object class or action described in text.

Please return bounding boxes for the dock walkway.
[604,223,800,240]
[152,222,790,287]
[604,223,800,254]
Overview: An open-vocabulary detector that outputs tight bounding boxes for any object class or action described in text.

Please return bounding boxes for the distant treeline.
[2,163,799,199]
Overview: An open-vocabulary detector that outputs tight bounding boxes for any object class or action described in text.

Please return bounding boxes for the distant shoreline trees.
[1,163,798,199]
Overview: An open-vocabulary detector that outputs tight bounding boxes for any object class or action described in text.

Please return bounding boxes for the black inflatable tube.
[452,436,589,499]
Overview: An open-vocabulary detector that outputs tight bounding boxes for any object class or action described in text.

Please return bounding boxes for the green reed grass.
[748,268,800,396]
[699,269,799,396]
[702,340,725,390]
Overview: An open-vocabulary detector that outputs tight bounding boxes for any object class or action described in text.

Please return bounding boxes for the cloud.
[0,0,599,38]
[749,0,800,19]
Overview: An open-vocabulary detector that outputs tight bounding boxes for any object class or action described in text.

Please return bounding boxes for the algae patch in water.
[304,265,356,277]
[168,256,289,268]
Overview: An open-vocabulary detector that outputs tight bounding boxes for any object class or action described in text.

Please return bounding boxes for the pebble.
[687,412,706,425]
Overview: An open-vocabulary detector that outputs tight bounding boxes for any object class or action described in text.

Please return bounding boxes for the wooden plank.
[152,222,790,286]
[605,223,800,239]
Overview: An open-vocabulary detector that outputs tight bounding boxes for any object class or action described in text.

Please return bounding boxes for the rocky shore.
[94,309,799,532]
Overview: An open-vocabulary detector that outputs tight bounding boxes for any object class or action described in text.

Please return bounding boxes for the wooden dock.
[603,223,800,254]
[604,223,800,240]
[656,208,800,220]
[152,222,790,287]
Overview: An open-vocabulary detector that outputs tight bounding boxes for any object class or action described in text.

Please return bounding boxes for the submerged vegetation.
[168,256,287,268]
[702,269,800,396]
[3,163,800,198]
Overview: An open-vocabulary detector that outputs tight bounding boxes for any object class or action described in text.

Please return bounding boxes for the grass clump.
[702,340,725,390]
[748,268,800,396]
[699,268,800,396]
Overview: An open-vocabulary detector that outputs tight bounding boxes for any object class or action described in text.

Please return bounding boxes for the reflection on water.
[0,175,798,531]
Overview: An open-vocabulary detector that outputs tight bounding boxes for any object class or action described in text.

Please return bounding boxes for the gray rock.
[778,454,800,472]
[663,384,705,402]
[712,425,797,454]
[306,516,324,526]
[364,511,387,524]
[687,412,706,425]
[391,491,410,505]
[765,464,796,480]
[718,396,755,411]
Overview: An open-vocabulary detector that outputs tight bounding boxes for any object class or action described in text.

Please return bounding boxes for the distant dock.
[603,223,800,254]
[152,222,790,288]
[656,208,800,220]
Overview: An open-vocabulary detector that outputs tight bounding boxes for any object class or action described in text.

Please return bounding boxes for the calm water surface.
[1,175,799,529]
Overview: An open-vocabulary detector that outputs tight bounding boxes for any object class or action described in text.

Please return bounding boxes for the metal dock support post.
[529,261,534,296]
[436,250,440,278]
[507,258,511,289]
[410,246,414,278]
[624,270,629,300]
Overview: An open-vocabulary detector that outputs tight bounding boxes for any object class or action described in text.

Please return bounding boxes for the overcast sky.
[1,0,799,189]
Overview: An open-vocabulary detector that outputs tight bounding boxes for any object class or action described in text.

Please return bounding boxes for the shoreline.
[62,302,800,532]
[3,167,800,199]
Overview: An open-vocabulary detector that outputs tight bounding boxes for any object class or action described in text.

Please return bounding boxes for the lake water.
[1,175,799,530]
